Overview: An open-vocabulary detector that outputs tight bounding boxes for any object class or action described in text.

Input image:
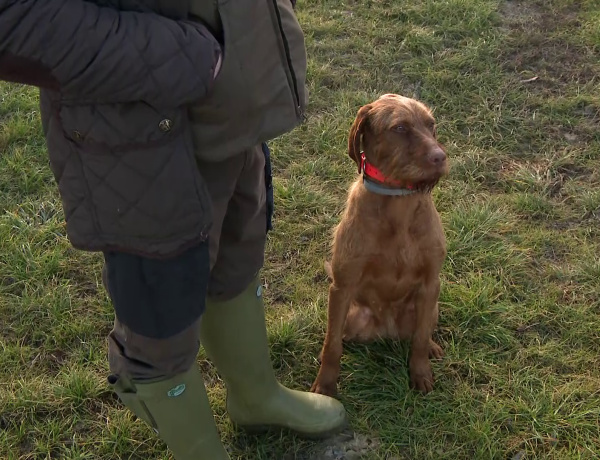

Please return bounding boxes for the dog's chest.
[377,205,445,277]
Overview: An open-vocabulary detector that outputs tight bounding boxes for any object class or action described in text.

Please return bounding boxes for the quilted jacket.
[0,0,307,258]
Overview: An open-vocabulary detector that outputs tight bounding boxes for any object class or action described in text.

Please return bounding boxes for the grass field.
[1,0,600,458]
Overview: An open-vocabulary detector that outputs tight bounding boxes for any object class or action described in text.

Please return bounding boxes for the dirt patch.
[503,39,596,93]
[61,266,100,298]
[499,0,597,96]
[496,156,593,198]
[0,275,24,297]
[500,0,544,25]
[547,162,592,197]
[294,430,382,460]
[554,163,590,180]
[40,349,69,372]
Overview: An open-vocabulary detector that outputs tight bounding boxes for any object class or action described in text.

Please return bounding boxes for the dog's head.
[348,94,449,190]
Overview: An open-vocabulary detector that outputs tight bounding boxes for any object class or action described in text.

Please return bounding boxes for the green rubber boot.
[200,277,347,438]
[108,366,230,460]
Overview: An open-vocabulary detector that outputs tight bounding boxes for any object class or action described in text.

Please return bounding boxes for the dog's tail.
[323,260,333,281]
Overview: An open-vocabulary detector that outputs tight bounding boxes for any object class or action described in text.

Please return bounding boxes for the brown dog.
[310,94,449,397]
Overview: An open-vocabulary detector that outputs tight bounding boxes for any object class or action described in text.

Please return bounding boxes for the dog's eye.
[393,125,407,133]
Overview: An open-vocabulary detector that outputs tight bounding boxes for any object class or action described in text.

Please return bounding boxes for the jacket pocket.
[187,1,306,162]
[58,102,210,244]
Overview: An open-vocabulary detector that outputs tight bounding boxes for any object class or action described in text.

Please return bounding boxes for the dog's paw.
[409,360,435,394]
[429,340,445,360]
[310,379,338,397]
[410,372,434,394]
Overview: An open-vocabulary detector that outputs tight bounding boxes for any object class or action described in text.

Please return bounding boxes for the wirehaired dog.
[311,94,449,396]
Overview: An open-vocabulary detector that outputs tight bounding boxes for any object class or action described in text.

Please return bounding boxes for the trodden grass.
[1,0,599,458]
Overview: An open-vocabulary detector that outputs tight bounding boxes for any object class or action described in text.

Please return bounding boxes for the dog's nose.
[428,147,446,165]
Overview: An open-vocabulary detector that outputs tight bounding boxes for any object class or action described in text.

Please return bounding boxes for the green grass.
[2,0,600,458]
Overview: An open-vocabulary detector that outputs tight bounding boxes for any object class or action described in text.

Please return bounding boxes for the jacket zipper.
[270,0,302,118]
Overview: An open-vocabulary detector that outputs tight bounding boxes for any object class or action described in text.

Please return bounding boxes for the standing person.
[0,1,347,458]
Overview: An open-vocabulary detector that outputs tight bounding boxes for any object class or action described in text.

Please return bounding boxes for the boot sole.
[233,415,349,440]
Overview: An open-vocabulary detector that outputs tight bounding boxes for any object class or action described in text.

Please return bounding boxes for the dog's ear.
[348,104,372,173]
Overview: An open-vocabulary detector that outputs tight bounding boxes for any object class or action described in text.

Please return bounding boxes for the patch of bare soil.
[499,0,597,93]
[500,0,544,25]
[290,430,383,460]
[498,0,600,151]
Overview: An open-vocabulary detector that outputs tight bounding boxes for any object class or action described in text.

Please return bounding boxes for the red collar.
[360,152,414,190]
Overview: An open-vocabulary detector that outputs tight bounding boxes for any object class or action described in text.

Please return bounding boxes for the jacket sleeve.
[0,0,221,107]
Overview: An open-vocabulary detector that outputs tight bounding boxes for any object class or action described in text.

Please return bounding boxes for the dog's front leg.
[311,284,353,397]
[409,280,441,394]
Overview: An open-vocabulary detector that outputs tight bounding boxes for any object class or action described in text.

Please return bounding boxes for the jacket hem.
[69,227,211,260]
